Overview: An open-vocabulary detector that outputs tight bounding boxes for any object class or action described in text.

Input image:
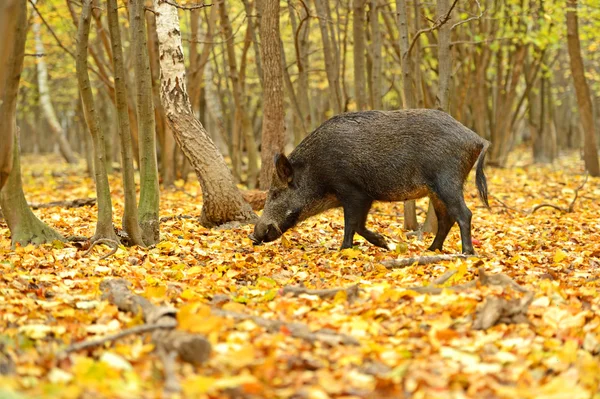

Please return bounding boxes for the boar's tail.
[475,141,490,209]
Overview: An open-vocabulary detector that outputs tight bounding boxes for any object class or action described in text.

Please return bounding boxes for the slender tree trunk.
[435,0,451,111]
[258,0,285,190]
[152,0,256,226]
[369,0,382,109]
[0,0,22,190]
[130,0,160,243]
[106,0,144,246]
[242,0,264,88]
[396,0,418,231]
[289,1,312,133]
[31,7,78,165]
[353,0,368,110]
[314,0,343,114]
[76,0,119,243]
[422,0,454,235]
[1,135,66,247]
[566,0,600,176]
[0,0,64,247]
[219,0,259,188]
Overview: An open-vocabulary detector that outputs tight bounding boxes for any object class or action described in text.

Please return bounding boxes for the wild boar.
[250,109,489,254]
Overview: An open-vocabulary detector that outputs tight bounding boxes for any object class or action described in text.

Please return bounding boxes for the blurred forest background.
[13,0,600,183]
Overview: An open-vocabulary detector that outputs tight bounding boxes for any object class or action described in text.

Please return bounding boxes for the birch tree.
[152,0,256,227]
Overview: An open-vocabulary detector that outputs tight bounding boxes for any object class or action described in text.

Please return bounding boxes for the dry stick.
[531,173,589,214]
[211,308,359,346]
[60,323,168,355]
[82,238,120,260]
[382,254,478,269]
[280,284,360,302]
[100,279,212,365]
[162,0,211,10]
[29,198,96,210]
[403,267,534,329]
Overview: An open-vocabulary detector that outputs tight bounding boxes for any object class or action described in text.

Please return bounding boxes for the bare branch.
[451,0,484,30]
[403,0,460,60]
[60,324,166,355]
[382,254,478,269]
[161,0,211,10]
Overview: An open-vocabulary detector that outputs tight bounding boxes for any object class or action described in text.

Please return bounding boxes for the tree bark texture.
[566,0,600,176]
[435,0,451,111]
[218,0,259,188]
[314,0,343,114]
[396,0,418,231]
[106,0,144,246]
[369,0,382,109]
[32,7,78,165]
[1,134,65,248]
[76,0,119,243]
[258,0,285,190]
[0,0,24,191]
[152,0,256,227]
[130,0,161,244]
[353,0,367,110]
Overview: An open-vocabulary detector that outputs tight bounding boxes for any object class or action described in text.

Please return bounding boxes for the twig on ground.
[83,238,120,260]
[402,267,534,329]
[531,173,588,214]
[280,284,360,302]
[382,254,477,269]
[29,198,96,209]
[60,324,167,355]
[159,215,195,223]
[494,173,589,215]
[211,308,359,346]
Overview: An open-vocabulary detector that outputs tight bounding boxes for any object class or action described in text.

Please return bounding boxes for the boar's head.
[250,154,305,245]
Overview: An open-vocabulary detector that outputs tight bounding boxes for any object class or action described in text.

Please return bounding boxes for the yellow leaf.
[144,285,166,299]
[281,235,292,248]
[341,248,361,259]
[554,249,568,263]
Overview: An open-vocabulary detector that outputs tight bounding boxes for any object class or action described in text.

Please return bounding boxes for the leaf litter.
[1,151,600,398]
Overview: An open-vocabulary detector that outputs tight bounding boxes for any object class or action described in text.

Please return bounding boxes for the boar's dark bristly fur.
[250,109,490,254]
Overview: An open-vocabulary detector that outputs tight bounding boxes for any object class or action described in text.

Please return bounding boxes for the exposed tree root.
[280,284,360,302]
[82,238,120,259]
[382,254,477,269]
[404,267,534,329]
[29,197,96,210]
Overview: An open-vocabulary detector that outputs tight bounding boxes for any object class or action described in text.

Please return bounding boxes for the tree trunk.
[1,134,65,248]
[0,0,22,190]
[258,0,285,190]
[369,0,382,109]
[130,0,161,243]
[566,0,600,176]
[314,0,343,114]
[396,0,418,231]
[289,1,312,133]
[31,6,79,165]
[218,0,259,188]
[423,0,454,235]
[0,0,64,247]
[152,0,256,226]
[106,0,144,246]
[353,0,367,110]
[76,0,119,243]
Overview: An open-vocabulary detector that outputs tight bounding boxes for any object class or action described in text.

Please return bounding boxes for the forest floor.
[1,150,600,399]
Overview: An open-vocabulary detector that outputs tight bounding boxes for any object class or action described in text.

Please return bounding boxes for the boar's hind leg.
[341,197,388,249]
[435,186,474,255]
[427,196,455,252]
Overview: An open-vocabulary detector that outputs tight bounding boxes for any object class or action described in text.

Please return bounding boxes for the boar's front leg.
[341,197,388,249]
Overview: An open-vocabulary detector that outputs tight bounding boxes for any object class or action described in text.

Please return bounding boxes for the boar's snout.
[250,220,282,245]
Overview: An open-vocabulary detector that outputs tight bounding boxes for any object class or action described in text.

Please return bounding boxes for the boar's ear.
[274,153,293,184]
